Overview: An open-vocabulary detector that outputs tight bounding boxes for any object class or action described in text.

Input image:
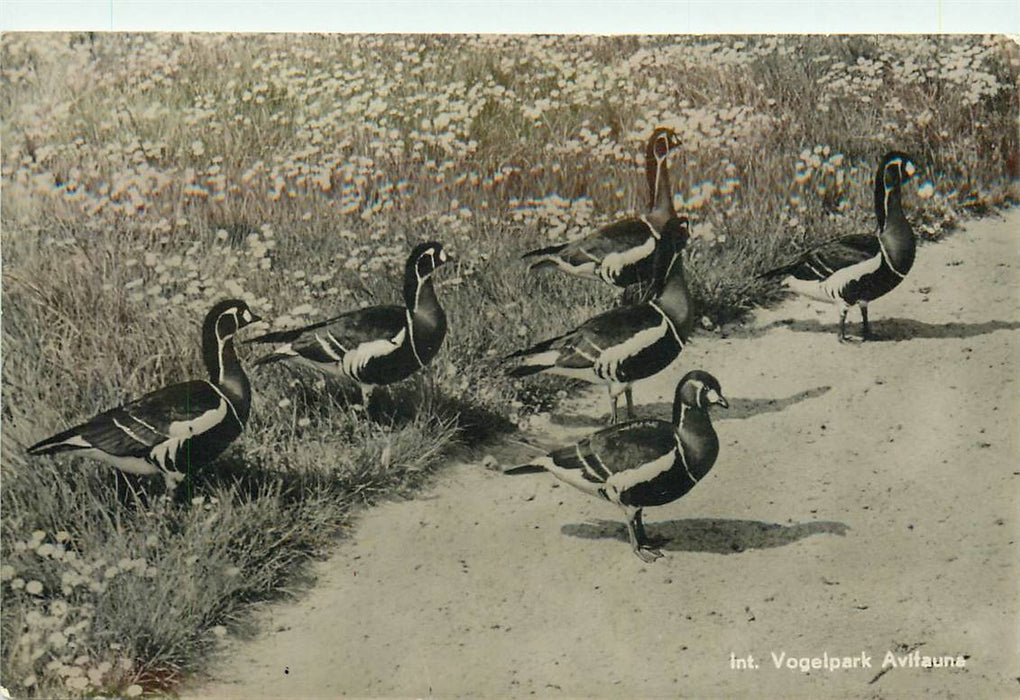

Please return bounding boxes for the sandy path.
[187,210,1020,699]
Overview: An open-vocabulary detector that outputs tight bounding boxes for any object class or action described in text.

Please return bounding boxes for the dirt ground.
[186,210,1019,699]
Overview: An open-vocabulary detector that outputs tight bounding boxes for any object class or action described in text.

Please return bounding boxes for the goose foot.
[634,545,664,563]
[626,508,664,563]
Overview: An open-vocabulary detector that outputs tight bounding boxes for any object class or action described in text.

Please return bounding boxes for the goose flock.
[27,130,921,562]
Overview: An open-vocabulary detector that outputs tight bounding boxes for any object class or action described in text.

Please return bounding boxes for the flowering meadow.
[2,33,1017,696]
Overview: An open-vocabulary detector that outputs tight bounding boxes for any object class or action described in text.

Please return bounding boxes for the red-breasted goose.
[506,218,692,423]
[247,242,450,408]
[27,300,260,494]
[506,370,728,563]
[759,151,919,341]
[521,127,683,290]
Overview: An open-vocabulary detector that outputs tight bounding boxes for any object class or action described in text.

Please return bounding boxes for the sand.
[185,209,1020,699]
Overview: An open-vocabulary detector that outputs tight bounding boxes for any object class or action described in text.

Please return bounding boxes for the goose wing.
[763,234,880,282]
[28,380,234,458]
[547,420,676,484]
[522,218,659,287]
[250,305,406,365]
[547,303,667,370]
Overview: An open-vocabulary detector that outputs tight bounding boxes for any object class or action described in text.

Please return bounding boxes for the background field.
[1,34,1017,697]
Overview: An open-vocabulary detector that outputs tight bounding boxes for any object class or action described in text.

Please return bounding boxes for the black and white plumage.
[27,299,260,494]
[506,219,692,424]
[521,127,684,289]
[760,151,919,341]
[506,370,728,563]
[246,242,450,407]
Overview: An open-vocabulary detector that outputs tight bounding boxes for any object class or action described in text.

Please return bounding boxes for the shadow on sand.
[551,385,831,428]
[562,517,849,554]
[640,385,832,422]
[758,317,1020,342]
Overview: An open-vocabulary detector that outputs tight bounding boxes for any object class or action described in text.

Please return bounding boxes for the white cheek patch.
[705,388,721,405]
[439,249,447,262]
[905,161,916,178]
[242,309,253,323]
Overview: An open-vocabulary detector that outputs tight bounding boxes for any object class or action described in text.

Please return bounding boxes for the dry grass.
[1,33,1017,697]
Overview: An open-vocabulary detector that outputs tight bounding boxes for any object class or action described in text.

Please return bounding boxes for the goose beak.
[707,389,728,408]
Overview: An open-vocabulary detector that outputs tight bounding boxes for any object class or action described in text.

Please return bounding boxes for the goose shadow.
[638,385,831,423]
[549,411,612,430]
[252,363,514,445]
[562,517,850,554]
[757,318,1020,342]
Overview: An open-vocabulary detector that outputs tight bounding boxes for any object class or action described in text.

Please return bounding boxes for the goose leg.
[163,470,185,501]
[608,386,619,425]
[837,305,850,343]
[634,508,667,548]
[859,301,871,341]
[625,386,635,420]
[625,507,663,563]
[359,385,375,413]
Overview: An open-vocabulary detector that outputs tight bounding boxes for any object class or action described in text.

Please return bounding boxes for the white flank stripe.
[149,398,228,470]
[607,448,676,493]
[595,321,668,379]
[821,252,882,299]
[599,235,655,283]
[342,328,406,379]
[61,435,93,449]
[785,253,882,303]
